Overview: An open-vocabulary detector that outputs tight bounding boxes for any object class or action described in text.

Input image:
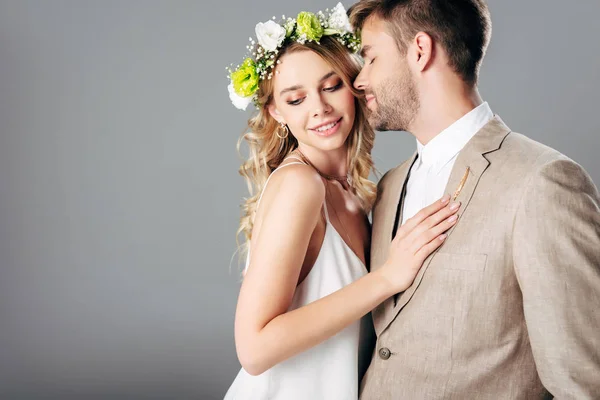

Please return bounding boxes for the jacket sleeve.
[513,154,600,399]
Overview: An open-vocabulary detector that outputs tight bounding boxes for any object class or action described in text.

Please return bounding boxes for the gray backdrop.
[0,0,598,399]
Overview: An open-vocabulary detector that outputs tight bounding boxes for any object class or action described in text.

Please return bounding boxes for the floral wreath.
[226,2,360,110]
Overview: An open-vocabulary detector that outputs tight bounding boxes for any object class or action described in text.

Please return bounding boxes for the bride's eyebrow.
[279,71,338,96]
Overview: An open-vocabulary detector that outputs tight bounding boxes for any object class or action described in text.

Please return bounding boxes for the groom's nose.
[354,68,367,91]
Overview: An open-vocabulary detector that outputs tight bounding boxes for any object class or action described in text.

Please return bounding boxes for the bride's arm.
[235,165,457,376]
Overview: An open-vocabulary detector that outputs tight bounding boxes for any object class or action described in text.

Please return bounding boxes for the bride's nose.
[312,95,333,117]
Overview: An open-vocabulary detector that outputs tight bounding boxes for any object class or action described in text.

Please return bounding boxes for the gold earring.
[277,122,289,139]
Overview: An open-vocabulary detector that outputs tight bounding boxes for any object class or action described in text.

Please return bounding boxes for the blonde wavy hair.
[237,36,377,257]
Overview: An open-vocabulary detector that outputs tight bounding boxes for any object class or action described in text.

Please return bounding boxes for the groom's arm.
[513,152,600,399]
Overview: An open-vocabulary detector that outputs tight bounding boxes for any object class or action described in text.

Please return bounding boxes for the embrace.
[224,1,600,399]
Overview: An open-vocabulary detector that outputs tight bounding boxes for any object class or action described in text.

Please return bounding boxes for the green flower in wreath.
[230,58,259,98]
[296,12,324,42]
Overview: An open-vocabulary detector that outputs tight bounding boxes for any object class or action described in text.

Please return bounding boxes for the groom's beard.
[369,66,419,132]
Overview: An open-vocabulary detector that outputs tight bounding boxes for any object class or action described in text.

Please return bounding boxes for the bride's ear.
[268,104,285,125]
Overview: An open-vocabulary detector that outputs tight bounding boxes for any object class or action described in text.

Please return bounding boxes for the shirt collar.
[416,102,493,174]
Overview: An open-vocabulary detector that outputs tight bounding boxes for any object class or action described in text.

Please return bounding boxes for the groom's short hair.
[349,0,491,85]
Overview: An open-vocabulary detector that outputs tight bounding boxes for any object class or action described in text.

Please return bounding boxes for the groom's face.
[354,16,419,132]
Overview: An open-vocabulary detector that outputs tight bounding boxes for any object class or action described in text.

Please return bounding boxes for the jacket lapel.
[378,116,512,334]
[370,152,417,335]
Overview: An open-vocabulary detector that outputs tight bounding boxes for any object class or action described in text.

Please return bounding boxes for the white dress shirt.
[401,102,494,225]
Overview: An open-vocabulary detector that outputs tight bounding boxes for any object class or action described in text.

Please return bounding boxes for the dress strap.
[288,155,330,223]
[322,197,330,223]
[284,156,304,163]
[246,160,308,272]
[255,161,307,211]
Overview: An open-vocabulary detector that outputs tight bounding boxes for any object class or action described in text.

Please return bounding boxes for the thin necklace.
[324,183,356,253]
[295,149,350,186]
[294,149,357,254]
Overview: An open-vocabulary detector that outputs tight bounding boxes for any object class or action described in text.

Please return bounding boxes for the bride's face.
[268,50,356,152]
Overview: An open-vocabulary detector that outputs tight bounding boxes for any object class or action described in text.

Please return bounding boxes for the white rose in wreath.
[255,20,286,51]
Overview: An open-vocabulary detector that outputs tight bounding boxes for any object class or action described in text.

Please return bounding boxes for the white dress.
[224,161,371,400]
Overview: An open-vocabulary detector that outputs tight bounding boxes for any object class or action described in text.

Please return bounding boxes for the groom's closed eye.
[359,45,372,59]
[360,52,375,66]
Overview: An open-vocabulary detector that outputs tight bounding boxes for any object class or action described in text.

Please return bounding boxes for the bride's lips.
[308,117,343,137]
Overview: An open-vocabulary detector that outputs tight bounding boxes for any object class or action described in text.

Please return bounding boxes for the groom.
[349,0,600,399]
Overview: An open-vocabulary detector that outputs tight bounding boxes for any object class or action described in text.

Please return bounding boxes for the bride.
[224,4,459,399]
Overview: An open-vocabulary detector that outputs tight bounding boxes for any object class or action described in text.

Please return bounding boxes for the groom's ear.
[412,31,433,72]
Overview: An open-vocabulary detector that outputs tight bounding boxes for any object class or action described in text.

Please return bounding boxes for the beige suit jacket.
[360,116,600,399]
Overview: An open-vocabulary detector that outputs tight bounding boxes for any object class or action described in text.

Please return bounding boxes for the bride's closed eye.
[285,80,343,105]
[323,81,343,92]
[287,97,305,106]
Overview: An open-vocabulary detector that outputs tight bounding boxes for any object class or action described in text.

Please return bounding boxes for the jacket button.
[378,347,391,360]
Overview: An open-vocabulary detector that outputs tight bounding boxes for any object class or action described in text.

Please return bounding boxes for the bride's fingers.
[405,202,460,244]
[396,194,451,240]
[423,202,460,229]
[410,213,459,254]
[414,233,448,260]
